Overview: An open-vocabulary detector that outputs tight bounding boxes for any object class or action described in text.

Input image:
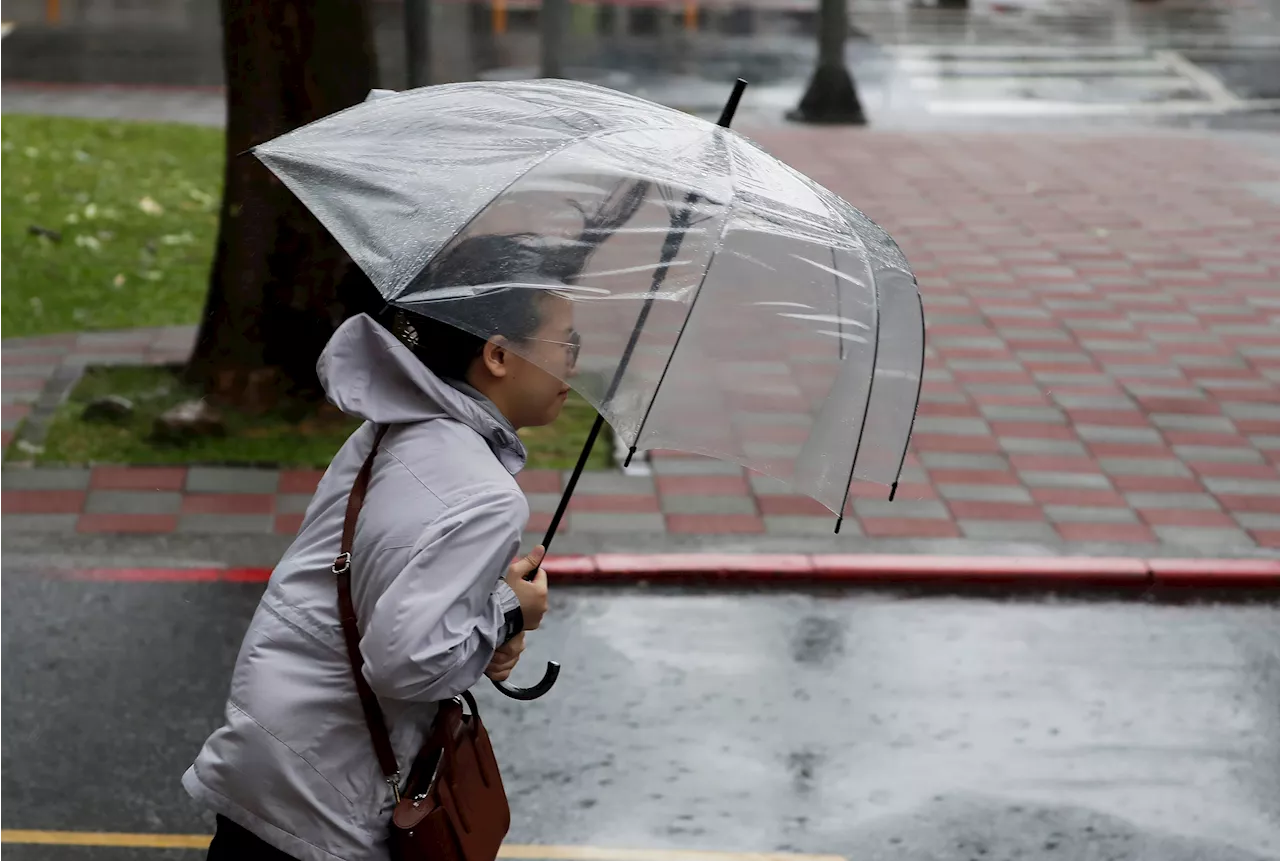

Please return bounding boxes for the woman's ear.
[480,337,510,379]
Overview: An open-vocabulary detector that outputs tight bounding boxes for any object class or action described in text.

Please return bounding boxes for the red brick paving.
[3,130,1278,551]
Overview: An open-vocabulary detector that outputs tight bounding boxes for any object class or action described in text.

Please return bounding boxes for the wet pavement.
[3,563,1279,860]
[3,0,1279,128]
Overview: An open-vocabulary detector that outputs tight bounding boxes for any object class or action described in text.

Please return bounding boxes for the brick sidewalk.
[4,129,1280,552]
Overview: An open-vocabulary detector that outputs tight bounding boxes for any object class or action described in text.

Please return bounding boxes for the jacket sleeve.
[359,484,527,702]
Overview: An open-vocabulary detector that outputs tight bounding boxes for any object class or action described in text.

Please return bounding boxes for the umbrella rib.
[886,290,927,502]
[833,246,845,363]
[833,253,882,535]
[621,132,737,467]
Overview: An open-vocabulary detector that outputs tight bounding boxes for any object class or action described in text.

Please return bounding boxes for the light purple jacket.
[183,313,528,861]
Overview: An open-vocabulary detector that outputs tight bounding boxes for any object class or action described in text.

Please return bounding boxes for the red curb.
[38,555,1280,590]
[1148,558,1280,588]
[69,568,221,582]
[223,568,272,583]
[593,553,812,581]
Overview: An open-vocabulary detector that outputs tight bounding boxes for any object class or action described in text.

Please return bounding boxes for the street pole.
[787,0,866,124]
[405,0,431,88]
[541,0,567,77]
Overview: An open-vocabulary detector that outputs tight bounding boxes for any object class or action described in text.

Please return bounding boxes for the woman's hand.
[485,632,525,682]
[504,545,549,631]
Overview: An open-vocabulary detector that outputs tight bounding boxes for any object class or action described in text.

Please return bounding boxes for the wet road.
[3,0,1280,129]
[3,565,1279,860]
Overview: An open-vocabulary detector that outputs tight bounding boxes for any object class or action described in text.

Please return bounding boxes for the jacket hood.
[317,313,527,473]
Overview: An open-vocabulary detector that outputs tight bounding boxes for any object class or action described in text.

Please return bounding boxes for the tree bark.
[788,0,866,125]
[186,0,382,411]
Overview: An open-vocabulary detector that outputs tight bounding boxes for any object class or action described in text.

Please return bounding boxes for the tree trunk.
[186,0,382,411]
[788,0,866,125]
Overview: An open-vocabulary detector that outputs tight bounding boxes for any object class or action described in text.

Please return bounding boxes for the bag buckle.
[388,771,402,804]
[332,552,352,575]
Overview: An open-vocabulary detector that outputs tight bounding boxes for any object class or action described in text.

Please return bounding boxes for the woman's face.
[497,294,580,429]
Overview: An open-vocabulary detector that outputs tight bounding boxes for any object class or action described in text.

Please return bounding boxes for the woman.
[184,233,592,861]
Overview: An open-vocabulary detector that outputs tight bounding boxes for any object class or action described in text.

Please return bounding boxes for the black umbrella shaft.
[541,413,605,549]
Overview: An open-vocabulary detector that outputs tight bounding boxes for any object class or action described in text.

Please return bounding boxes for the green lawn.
[32,365,611,471]
[3,114,611,472]
[2,114,221,338]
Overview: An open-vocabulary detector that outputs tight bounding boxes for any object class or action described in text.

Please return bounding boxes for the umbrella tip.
[888,481,899,502]
[833,515,844,535]
[623,447,637,468]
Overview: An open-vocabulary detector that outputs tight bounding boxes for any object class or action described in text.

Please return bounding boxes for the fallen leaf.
[138,196,165,215]
[113,273,127,288]
[75,234,103,252]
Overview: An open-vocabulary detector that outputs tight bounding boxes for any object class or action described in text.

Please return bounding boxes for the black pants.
[207,814,299,860]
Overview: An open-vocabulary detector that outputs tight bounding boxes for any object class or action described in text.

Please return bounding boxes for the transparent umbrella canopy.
[253,79,924,699]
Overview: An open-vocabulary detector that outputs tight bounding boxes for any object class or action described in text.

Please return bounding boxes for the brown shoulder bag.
[333,425,512,861]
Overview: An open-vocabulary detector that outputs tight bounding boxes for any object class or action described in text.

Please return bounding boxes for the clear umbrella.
[253,79,925,698]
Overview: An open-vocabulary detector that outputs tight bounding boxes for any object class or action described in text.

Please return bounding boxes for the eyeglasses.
[532,331,581,368]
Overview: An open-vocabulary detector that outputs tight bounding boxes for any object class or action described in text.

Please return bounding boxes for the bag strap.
[333,424,403,800]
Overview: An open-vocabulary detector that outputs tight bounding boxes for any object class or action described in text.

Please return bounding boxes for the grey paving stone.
[1235,512,1280,530]
[748,473,794,495]
[85,491,183,515]
[1000,438,1089,455]
[567,512,666,533]
[186,468,281,494]
[177,514,275,534]
[0,514,80,532]
[912,417,991,435]
[1149,414,1238,432]
[919,453,1010,471]
[1044,505,1138,524]
[1075,425,1163,444]
[275,494,316,515]
[1124,492,1222,510]
[1021,471,1112,489]
[562,472,655,494]
[522,493,565,514]
[977,406,1067,423]
[660,495,758,515]
[1152,526,1256,549]
[1202,478,1280,496]
[853,499,951,519]
[937,484,1033,503]
[1098,458,1192,477]
[1172,445,1264,463]
[958,521,1059,541]
[649,458,747,476]
[764,516,847,536]
[1,468,91,490]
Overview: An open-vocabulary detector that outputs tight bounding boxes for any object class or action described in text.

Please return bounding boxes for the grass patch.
[2,114,222,338]
[32,365,611,471]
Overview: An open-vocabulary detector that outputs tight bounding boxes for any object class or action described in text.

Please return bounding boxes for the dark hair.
[389,233,553,381]
[386,180,650,380]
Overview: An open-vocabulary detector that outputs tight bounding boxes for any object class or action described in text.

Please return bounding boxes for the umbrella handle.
[491,661,561,700]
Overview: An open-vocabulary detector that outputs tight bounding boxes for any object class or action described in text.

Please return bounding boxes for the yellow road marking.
[0,830,846,861]
[2,831,210,849]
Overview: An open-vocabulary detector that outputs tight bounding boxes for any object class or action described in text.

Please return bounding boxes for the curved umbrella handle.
[491,661,561,701]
